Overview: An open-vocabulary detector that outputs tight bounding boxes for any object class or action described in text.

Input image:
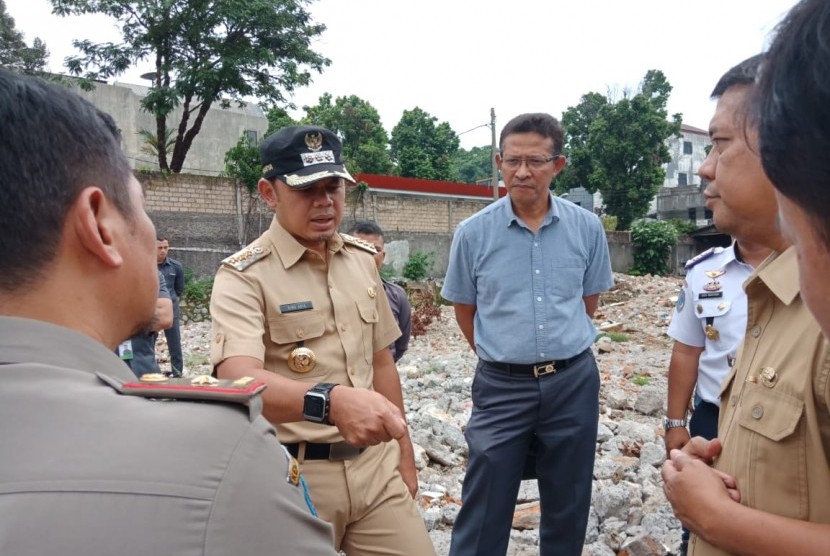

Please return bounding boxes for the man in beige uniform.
[661,53,830,556]
[0,69,336,556]
[210,125,435,555]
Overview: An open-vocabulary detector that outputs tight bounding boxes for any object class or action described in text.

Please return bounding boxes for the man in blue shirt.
[157,238,185,376]
[442,112,614,556]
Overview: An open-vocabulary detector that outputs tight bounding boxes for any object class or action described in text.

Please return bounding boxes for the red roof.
[355,173,506,199]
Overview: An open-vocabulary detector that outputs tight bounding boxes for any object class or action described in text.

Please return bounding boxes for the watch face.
[303,392,327,422]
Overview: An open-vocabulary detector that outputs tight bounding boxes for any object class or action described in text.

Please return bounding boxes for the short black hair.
[711,54,764,99]
[0,70,134,292]
[755,0,830,246]
[499,113,564,155]
[346,220,384,239]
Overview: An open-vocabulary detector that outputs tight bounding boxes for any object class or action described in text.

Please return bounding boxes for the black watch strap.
[304,382,337,425]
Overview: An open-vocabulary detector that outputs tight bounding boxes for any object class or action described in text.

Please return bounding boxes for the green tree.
[0,0,49,74]
[390,107,460,181]
[560,70,681,229]
[453,145,494,184]
[54,0,329,174]
[302,93,393,175]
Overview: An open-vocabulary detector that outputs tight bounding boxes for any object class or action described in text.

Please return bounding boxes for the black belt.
[283,441,364,461]
[483,348,592,378]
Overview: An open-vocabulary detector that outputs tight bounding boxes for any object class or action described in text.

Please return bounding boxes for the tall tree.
[390,107,460,181]
[54,0,329,173]
[302,93,393,175]
[0,0,49,74]
[559,70,681,229]
[453,145,493,185]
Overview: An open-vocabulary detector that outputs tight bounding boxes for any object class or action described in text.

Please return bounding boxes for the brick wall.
[138,171,649,278]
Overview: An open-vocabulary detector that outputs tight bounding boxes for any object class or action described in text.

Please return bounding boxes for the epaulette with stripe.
[684,247,716,270]
[97,373,266,421]
[221,245,270,271]
[340,233,377,255]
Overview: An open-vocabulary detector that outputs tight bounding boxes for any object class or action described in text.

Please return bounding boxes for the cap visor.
[284,166,356,189]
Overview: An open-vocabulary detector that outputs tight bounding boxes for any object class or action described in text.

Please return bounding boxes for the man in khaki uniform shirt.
[210,125,435,555]
[661,53,830,556]
[0,70,335,556]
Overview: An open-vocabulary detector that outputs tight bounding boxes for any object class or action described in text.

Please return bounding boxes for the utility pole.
[490,107,498,200]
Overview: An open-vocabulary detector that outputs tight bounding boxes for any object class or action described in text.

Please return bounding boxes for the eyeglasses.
[500,155,560,170]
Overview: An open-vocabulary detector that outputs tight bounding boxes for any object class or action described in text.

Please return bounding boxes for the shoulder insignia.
[684,247,716,270]
[340,233,377,255]
[221,245,270,271]
[96,372,266,421]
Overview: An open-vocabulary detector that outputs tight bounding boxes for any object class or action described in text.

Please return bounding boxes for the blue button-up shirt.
[442,194,614,363]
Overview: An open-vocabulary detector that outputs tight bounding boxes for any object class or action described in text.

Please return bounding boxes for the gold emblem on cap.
[759,366,778,388]
[305,131,323,151]
[288,346,317,373]
[703,269,726,292]
[368,287,376,298]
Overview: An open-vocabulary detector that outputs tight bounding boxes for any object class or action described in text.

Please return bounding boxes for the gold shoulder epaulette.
[221,245,270,271]
[96,372,266,421]
[341,233,377,255]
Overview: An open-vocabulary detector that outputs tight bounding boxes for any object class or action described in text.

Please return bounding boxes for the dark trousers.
[163,302,183,374]
[449,352,600,556]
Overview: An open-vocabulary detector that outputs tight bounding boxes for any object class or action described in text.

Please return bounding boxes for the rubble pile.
[167,272,686,556]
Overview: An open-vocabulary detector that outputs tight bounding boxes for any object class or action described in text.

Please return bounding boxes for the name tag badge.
[118,340,134,361]
[698,291,723,299]
[280,301,313,314]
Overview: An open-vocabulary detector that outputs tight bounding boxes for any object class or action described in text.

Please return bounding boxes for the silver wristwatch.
[663,416,688,430]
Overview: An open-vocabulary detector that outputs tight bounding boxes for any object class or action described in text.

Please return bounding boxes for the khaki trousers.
[299,440,436,556]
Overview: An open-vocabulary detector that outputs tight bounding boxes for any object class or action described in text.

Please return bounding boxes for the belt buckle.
[329,442,362,461]
[533,362,557,378]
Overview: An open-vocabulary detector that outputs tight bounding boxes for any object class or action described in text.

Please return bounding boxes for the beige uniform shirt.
[0,316,336,556]
[690,247,830,556]
[210,216,400,444]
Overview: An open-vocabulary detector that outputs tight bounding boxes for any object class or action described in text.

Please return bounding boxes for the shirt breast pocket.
[268,311,326,359]
[356,300,379,364]
[737,384,807,519]
[549,257,586,299]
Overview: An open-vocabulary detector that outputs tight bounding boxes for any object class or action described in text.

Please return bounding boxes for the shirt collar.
[0,316,135,379]
[266,216,343,269]
[504,192,559,228]
[751,245,800,306]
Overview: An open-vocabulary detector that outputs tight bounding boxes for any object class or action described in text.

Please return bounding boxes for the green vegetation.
[403,251,435,281]
[391,108,460,181]
[601,215,618,232]
[558,70,682,229]
[633,374,650,386]
[596,332,629,343]
[631,220,680,276]
[182,270,214,303]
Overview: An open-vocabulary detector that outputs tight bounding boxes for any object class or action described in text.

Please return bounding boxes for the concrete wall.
[76,81,268,176]
[141,172,695,279]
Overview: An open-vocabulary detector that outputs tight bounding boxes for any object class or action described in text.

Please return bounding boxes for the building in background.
[76,80,268,176]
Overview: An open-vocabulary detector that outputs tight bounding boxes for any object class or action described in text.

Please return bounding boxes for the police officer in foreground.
[209,126,435,555]
[0,70,336,556]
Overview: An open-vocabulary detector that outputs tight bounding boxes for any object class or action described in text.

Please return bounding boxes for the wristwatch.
[663,416,688,430]
[303,383,338,425]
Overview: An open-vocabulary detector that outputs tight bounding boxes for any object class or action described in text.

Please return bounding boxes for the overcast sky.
[7,0,797,149]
